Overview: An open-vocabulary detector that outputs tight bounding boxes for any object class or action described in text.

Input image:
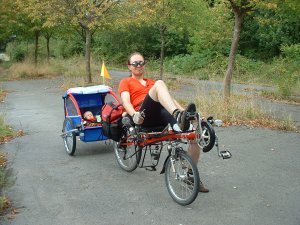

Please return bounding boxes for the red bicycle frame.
[119,130,199,147]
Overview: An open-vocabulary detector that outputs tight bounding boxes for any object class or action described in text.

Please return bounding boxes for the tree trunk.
[46,36,50,63]
[85,28,92,83]
[159,25,166,80]
[224,10,243,100]
[34,31,40,67]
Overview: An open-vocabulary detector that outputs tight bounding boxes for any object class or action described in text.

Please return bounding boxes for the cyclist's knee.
[155,80,167,88]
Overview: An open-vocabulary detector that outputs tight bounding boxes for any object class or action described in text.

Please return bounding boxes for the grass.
[0,62,13,70]
[0,117,17,217]
[0,89,6,103]
[2,56,299,99]
[58,57,107,89]
[162,54,300,102]
[7,60,61,81]
[178,90,297,132]
[0,151,13,215]
[4,57,118,90]
[0,116,24,145]
[0,69,24,216]
[0,115,22,217]
[260,89,300,105]
[1,57,299,131]
[0,117,15,144]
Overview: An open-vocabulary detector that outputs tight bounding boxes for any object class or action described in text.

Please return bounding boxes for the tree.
[223,0,256,100]
[14,0,55,65]
[0,0,17,52]
[48,0,120,83]
[188,0,232,55]
[238,0,300,59]
[43,29,55,62]
[256,0,300,58]
[125,0,196,79]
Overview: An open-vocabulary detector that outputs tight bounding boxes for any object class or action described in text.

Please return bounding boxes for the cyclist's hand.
[133,112,144,124]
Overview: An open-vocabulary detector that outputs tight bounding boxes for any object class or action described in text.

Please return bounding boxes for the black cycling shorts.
[139,94,176,128]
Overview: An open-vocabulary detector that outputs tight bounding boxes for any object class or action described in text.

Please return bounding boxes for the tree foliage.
[239,1,299,57]
[188,0,232,55]
[120,0,198,78]
[0,0,18,51]
[51,0,121,82]
[1,0,299,94]
[18,0,121,82]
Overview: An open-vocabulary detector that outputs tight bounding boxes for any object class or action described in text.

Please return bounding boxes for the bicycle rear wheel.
[165,152,199,205]
[114,141,142,172]
[62,118,76,156]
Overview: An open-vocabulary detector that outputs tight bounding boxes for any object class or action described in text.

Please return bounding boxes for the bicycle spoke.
[165,152,199,205]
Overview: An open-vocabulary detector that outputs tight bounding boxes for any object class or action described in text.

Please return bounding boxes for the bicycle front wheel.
[165,152,199,206]
[196,121,216,153]
[114,141,142,172]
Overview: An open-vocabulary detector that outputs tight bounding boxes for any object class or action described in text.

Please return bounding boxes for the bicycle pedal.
[151,153,160,160]
[220,150,232,159]
[151,150,160,160]
[146,166,156,171]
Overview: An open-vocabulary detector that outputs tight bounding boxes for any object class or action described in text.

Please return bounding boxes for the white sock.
[188,123,193,131]
[172,123,182,132]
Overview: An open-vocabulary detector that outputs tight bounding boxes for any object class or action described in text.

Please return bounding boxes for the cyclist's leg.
[148,80,189,130]
[173,99,184,111]
[140,94,171,128]
[188,140,209,193]
[141,94,184,132]
[188,140,200,164]
[148,80,180,114]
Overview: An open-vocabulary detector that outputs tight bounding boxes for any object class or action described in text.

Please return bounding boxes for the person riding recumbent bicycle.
[110,52,231,206]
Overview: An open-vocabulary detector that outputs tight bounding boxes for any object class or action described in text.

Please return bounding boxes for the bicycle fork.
[160,141,182,175]
[169,146,177,173]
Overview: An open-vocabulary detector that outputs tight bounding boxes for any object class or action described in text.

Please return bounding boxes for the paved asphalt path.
[0,73,300,225]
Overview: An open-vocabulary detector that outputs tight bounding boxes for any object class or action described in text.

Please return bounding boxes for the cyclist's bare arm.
[120,91,136,117]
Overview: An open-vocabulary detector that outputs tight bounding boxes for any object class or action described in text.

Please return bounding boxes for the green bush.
[264,57,299,97]
[276,63,299,97]
[6,42,31,62]
[182,53,227,80]
[234,55,265,82]
[280,44,300,60]
[145,58,160,74]
[164,51,215,75]
[56,38,83,59]
[12,46,26,62]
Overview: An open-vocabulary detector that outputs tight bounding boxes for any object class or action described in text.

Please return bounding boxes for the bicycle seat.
[122,113,166,133]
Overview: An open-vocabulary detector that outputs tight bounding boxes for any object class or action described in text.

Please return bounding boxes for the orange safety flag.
[100,61,112,79]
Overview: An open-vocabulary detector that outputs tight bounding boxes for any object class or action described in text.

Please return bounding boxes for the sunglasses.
[129,61,146,67]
